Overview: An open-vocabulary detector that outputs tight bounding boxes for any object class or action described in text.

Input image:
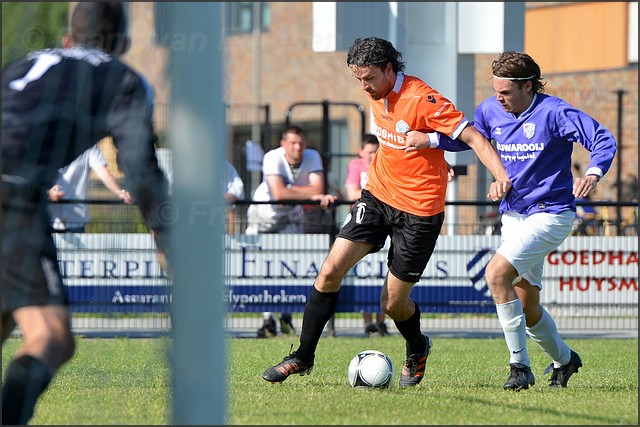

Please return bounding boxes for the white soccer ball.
[348,349,394,388]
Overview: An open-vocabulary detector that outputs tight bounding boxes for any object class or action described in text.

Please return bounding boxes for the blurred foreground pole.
[161,3,227,424]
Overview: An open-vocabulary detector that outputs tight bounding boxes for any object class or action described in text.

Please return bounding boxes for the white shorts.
[496,210,575,288]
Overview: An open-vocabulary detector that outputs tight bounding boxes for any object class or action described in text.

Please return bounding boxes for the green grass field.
[2,335,638,425]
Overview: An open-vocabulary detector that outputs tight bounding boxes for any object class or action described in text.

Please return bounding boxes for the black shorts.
[2,182,67,313]
[337,189,445,283]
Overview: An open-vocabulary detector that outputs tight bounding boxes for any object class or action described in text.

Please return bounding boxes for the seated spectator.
[246,125,336,336]
[246,125,335,234]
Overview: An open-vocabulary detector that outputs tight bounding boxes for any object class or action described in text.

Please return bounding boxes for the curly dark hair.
[347,37,406,73]
[70,2,128,52]
[492,51,546,94]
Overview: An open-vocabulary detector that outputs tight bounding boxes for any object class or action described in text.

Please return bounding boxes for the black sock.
[2,355,53,425]
[296,286,340,362]
[393,301,426,355]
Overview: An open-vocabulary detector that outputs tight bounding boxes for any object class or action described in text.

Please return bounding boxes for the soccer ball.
[347,350,394,388]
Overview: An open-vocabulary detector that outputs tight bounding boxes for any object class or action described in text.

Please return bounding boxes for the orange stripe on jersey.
[366,75,466,216]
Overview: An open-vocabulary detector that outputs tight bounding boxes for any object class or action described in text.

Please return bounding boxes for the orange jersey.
[366,74,468,216]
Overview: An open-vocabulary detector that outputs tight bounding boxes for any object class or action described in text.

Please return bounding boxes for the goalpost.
[158,3,227,424]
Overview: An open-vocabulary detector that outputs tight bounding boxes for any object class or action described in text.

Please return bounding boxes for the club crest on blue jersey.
[395,120,410,135]
[523,123,536,139]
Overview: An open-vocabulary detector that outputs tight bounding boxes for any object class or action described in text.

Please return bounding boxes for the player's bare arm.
[266,173,334,206]
[457,125,512,200]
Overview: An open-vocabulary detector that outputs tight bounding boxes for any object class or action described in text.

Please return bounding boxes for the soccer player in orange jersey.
[262,37,511,386]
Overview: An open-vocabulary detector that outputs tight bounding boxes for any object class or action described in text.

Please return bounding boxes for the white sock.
[526,307,571,368]
[496,299,530,366]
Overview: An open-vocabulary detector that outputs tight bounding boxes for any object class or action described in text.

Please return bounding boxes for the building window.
[225,2,270,35]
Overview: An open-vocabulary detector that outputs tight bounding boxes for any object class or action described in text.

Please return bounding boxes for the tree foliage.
[2,2,69,67]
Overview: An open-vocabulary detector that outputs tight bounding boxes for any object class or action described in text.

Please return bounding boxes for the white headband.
[493,75,535,80]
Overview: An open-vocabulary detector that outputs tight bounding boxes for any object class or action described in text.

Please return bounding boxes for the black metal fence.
[49,199,638,337]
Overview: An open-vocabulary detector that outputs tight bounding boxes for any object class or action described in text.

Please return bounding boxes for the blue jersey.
[435,94,617,216]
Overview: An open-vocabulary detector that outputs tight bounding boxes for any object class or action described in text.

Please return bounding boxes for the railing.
[49,199,638,337]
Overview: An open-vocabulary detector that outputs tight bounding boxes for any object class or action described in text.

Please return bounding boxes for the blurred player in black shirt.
[2,3,169,424]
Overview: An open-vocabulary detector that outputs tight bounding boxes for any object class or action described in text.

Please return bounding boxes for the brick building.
[99,2,637,230]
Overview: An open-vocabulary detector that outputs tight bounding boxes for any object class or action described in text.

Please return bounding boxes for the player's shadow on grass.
[450,394,627,425]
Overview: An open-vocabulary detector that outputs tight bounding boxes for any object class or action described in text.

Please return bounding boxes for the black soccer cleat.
[545,350,583,388]
[279,313,296,335]
[256,314,277,338]
[399,335,432,386]
[503,363,535,391]
[377,321,389,336]
[364,321,389,337]
[262,349,314,383]
[364,322,378,337]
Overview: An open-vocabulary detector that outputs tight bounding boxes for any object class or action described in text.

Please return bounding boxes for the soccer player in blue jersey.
[431,51,617,390]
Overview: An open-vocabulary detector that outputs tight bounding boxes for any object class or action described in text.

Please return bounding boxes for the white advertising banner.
[54,233,638,314]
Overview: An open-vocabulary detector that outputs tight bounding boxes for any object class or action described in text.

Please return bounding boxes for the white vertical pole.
[252,1,261,143]
[388,2,398,46]
[385,2,398,135]
[251,2,262,193]
[165,3,227,425]
[312,2,336,52]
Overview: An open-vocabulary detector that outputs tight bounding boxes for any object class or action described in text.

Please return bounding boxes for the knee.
[382,305,398,319]
[380,291,400,316]
[48,332,76,368]
[381,299,407,319]
[39,328,76,368]
[485,263,520,305]
[485,258,517,292]
[19,335,75,375]
[484,262,502,288]
[380,301,391,316]
[317,262,345,292]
